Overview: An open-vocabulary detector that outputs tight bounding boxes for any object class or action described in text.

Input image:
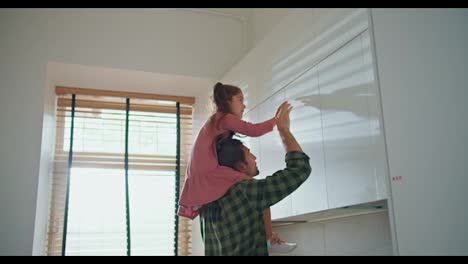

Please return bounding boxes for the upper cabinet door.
[256,90,292,220]
[284,66,328,216]
[361,30,388,200]
[318,35,377,209]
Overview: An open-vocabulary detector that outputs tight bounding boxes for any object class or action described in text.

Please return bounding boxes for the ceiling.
[181,8,253,23]
[205,8,253,21]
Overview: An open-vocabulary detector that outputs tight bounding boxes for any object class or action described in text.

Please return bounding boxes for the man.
[200,102,312,256]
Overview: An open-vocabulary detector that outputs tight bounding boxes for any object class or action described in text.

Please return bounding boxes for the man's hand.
[274,101,289,119]
[272,101,289,127]
[276,101,292,132]
[275,101,302,153]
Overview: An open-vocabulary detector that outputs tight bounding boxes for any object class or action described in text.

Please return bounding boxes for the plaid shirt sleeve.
[244,151,312,211]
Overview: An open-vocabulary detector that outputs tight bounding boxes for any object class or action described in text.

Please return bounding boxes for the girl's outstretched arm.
[220,113,276,137]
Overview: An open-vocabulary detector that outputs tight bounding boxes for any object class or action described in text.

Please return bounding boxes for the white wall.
[46,61,212,133]
[0,8,241,255]
[0,10,47,254]
[273,211,392,255]
[190,218,204,255]
[26,8,245,80]
[247,8,291,51]
[370,8,468,255]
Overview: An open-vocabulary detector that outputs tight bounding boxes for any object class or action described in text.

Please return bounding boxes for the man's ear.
[235,161,247,173]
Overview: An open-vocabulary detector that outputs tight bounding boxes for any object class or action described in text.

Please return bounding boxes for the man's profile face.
[240,145,259,177]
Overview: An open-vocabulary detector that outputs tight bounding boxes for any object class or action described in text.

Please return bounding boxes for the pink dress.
[178,112,275,219]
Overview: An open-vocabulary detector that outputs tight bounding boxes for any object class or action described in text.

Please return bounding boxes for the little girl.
[178,82,288,248]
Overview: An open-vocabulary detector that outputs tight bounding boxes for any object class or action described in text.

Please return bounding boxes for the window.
[46,87,194,256]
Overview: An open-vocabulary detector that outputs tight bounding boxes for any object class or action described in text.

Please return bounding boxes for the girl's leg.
[263,208,284,244]
[263,208,297,254]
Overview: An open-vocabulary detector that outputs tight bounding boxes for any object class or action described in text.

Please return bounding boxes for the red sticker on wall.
[392,176,402,181]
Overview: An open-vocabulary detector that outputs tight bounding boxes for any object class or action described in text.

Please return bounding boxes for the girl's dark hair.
[212,82,242,113]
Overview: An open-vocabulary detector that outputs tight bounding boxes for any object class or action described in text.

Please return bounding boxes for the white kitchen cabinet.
[221,9,391,222]
[256,29,388,219]
[256,90,292,220]
[317,34,377,209]
[284,66,328,215]
[361,30,388,200]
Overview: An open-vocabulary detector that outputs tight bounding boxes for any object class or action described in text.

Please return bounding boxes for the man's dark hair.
[216,137,245,170]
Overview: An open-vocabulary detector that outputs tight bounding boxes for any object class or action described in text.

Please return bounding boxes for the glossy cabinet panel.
[284,66,329,215]
[361,31,388,200]
[317,35,376,209]
[231,27,388,220]
[256,91,293,219]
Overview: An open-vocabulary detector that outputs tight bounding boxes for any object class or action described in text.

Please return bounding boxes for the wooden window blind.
[46,87,194,256]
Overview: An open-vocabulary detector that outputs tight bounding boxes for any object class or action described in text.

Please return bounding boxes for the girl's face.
[229,92,246,118]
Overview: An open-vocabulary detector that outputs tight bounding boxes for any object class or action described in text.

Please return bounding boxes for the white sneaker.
[268,241,297,254]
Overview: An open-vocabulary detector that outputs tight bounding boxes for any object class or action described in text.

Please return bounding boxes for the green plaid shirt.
[200,151,311,256]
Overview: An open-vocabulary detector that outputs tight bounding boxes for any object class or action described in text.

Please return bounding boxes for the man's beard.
[254,167,259,176]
